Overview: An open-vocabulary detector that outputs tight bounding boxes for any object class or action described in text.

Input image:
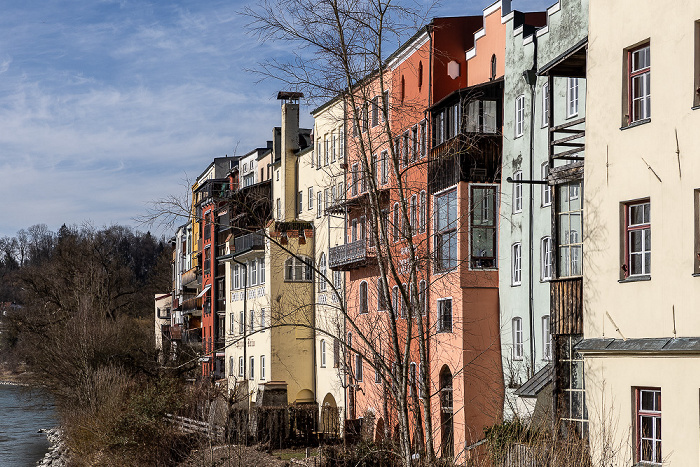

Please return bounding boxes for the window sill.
[693,272,700,277]
[692,104,700,111]
[618,275,651,283]
[511,282,522,287]
[620,118,651,131]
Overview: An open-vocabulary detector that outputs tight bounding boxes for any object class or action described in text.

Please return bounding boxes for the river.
[0,383,57,467]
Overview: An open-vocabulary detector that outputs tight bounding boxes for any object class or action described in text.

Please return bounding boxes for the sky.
[0,0,553,239]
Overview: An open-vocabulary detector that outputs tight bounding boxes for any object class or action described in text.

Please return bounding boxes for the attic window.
[490,54,497,80]
[418,61,423,90]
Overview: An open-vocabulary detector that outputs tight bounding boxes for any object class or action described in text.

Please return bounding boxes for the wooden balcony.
[329,239,375,271]
[549,117,585,163]
[428,133,501,194]
[233,230,265,255]
[550,277,583,335]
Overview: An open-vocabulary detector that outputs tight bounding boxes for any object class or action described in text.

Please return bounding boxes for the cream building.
[581,1,700,464]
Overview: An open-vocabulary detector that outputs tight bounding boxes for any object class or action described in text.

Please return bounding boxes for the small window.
[317,192,322,218]
[557,181,583,277]
[623,200,651,278]
[515,95,525,137]
[437,298,452,333]
[434,189,458,271]
[566,78,579,118]
[470,185,497,269]
[541,163,551,206]
[229,356,235,376]
[627,43,651,124]
[331,132,337,162]
[512,243,522,286]
[541,237,553,281]
[380,150,388,185]
[239,356,244,377]
[542,315,551,361]
[410,195,417,235]
[284,256,313,282]
[635,388,661,464]
[418,61,424,90]
[419,190,426,233]
[229,312,235,333]
[513,171,523,213]
[308,187,313,210]
[420,120,427,158]
[419,280,427,316]
[260,355,266,380]
[355,354,363,381]
[359,281,368,314]
[393,203,400,241]
[249,309,254,332]
[319,253,327,292]
[371,96,379,127]
[239,311,244,335]
[490,54,497,80]
[320,340,326,367]
[333,338,340,368]
[377,278,388,311]
[260,308,266,329]
[249,356,255,380]
[512,317,523,360]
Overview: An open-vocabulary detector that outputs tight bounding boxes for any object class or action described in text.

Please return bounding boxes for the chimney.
[278,91,303,221]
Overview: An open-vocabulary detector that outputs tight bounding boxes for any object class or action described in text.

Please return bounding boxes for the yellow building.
[581,2,700,464]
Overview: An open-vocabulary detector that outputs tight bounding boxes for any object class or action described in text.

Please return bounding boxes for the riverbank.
[36,429,68,467]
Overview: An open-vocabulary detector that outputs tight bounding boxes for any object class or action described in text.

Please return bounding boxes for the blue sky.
[0,0,553,239]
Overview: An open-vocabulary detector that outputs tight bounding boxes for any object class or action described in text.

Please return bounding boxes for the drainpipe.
[523,40,538,376]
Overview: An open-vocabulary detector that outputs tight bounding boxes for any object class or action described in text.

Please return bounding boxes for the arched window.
[490,54,497,80]
[319,253,327,292]
[320,339,327,367]
[284,256,313,282]
[359,281,368,314]
[377,278,388,311]
[418,61,424,90]
[439,365,454,458]
[419,279,427,316]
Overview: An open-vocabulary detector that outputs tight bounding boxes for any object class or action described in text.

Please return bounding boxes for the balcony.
[183,328,202,345]
[170,324,183,340]
[428,133,501,194]
[233,230,265,255]
[550,277,583,335]
[329,239,376,271]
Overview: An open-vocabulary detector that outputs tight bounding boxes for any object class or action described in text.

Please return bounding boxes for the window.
[377,278,388,311]
[371,154,378,184]
[558,181,583,277]
[437,298,452,333]
[419,280,426,316]
[382,90,389,122]
[331,132,337,162]
[434,189,458,271]
[512,243,522,286]
[624,200,651,277]
[560,335,588,434]
[355,354,363,381]
[233,263,240,289]
[393,203,400,241]
[541,237,553,281]
[374,355,381,383]
[542,82,550,127]
[359,281,368,314]
[351,218,357,243]
[297,191,302,214]
[260,308,266,329]
[371,96,379,127]
[418,61,424,89]
[250,259,257,286]
[409,362,417,396]
[381,150,388,184]
[411,126,418,162]
[276,198,281,220]
[324,136,329,166]
[636,388,661,464]
[541,163,551,206]
[229,356,235,376]
[316,139,322,166]
[515,95,525,137]
[333,338,340,368]
[239,311,244,334]
[566,78,579,118]
[410,195,417,235]
[466,100,497,134]
[260,259,265,284]
[420,120,427,158]
[401,283,407,318]
[402,132,409,166]
[512,317,523,360]
[542,315,551,360]
[628,44,650,124]
[260,355,266,380]
[319,253,327,292]
[249,356,255,380]
[419,191,426,233]
[284,256,312,282]
[470,185,497,269]
[230,313,235,333]
[317,192,322,218]
[320,340,326,367]
[351,164,358,196]
[249,309,254,332]
[513,170,523,213]
[334,270,342,290]
[419,363,426,398]
[392,286,399,314]
[239,356,244,377]
[324,188,329,211]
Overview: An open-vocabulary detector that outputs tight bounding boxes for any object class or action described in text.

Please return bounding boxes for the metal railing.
[234,230,265,254]
[329,239,374,270]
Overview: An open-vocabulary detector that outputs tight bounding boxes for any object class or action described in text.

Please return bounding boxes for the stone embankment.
[37,428,69,467]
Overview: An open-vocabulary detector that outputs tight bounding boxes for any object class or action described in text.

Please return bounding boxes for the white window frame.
[515,94,525,137]
[320,339,327,367]
[239,356,244,377]
[437,297,453,333]
[513,170,523,213]
[541,163,551,207]
[512,243,522,286]
[566,78,579,118]
[541,236,552,281]
[541,82,549,128]
[542,315,552,361]
[249,356,255,380]
[308,187,314,210]
[512,317,524,360]
[260,355,266,380]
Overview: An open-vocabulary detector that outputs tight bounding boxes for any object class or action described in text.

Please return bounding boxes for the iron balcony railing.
[234,230,265,255]
[329,239,375,270]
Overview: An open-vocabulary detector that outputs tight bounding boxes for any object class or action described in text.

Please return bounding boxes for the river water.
[0,384,56,467]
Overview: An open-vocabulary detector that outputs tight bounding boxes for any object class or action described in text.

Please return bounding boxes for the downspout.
[525,38,538,375]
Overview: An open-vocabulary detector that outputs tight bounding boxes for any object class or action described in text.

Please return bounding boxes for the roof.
[514,363,552,398]
[538,37,587,78]
[576,337,700,355]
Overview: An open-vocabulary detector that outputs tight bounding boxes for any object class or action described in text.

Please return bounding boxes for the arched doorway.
[440,365,454,458]
[374,417,385,442]
[320,393,340,438]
